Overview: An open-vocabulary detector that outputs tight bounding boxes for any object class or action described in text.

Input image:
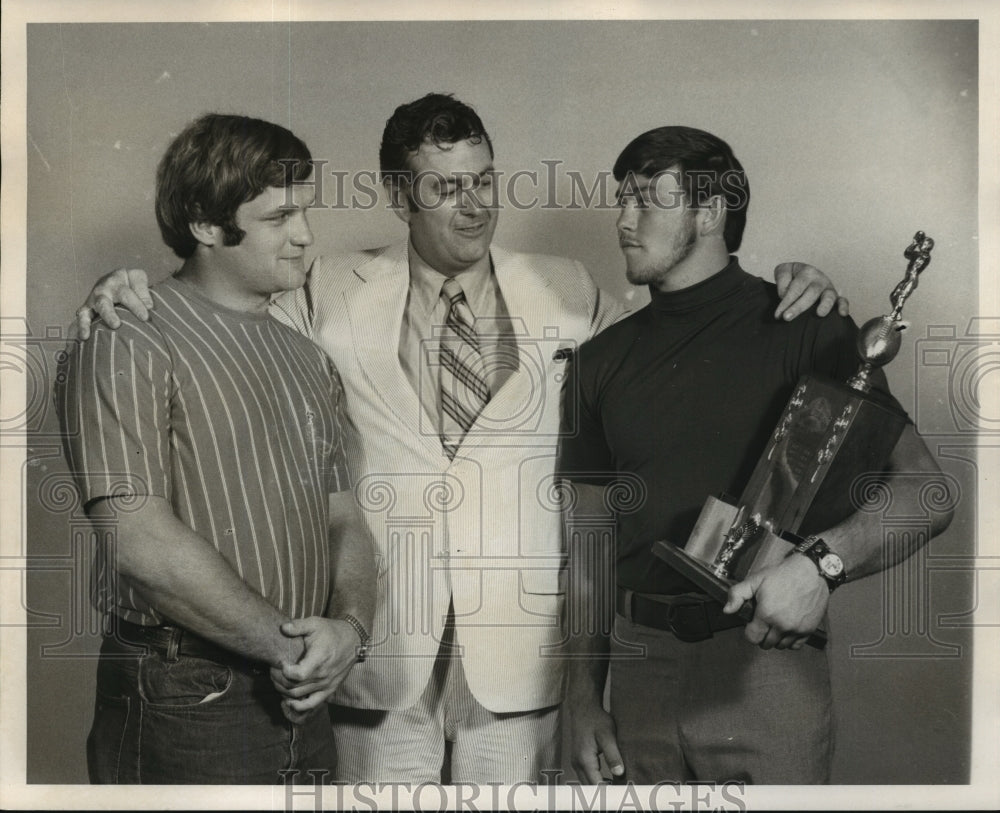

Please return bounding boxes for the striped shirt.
[58,276,350,624]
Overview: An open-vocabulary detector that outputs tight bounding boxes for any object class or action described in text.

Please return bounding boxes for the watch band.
[793,534,822,555]
[338,613,370,662]
[793,536,847,592]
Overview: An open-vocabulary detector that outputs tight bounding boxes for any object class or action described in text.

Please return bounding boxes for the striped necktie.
[439,277,491,459]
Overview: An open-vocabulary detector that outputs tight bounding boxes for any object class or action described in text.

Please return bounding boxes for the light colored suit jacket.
[273,242,622,712]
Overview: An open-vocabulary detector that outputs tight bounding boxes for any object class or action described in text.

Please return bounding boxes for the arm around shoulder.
[73,268,155,340]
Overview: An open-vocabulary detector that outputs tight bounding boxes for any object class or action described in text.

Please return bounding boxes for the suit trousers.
[330,613,560,783]
[609,613,833,784]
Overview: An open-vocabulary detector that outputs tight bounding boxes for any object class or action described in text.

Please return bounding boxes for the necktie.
[438,277,491,459]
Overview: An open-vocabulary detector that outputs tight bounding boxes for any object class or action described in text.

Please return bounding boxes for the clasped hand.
[269,617,361,724]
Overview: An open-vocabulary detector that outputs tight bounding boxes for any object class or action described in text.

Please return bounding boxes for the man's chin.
[625,267,655,286]
[456,242,491,265]
[277,265,307,291]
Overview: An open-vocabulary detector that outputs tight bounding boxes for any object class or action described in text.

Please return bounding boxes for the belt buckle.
[620,588,640,624]
[627,590,639,623]
[666,599,714,643]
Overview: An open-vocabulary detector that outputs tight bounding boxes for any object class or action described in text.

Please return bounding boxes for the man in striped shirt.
[57,114,375,784]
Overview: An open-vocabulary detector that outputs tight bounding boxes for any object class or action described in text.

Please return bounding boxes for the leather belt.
[109,617,259,670]
[616,587,743,643]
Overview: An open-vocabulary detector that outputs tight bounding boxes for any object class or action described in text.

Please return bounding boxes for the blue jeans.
[88,634,336,784]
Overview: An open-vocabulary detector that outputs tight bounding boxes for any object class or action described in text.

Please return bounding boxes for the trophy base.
[652,540,740,608]
[653,495,828,649]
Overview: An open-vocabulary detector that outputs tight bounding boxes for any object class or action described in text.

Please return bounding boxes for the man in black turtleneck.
[558,126,951,784]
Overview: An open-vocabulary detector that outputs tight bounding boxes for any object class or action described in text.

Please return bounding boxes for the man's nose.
[617,203,636,232]
[289,212,314,246]
[459,188,488,214]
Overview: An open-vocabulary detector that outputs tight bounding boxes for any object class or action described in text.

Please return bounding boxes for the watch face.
[820,554,844,577]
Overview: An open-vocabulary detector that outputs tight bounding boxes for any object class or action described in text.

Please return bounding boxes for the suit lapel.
[490,246,557,350]
[468,248,565,436]
[344,243,444,459]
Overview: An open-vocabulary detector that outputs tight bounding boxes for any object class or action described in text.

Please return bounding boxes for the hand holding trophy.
[654,232,935,648]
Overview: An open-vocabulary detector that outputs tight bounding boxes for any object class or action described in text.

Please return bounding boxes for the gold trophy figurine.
[654,232,934,648]
[848,230,934,392]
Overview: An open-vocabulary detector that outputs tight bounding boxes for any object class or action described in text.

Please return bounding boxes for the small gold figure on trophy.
[848,231,935,392]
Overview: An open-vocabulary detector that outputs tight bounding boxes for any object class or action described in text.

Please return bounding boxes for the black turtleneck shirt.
[557,258,895,595]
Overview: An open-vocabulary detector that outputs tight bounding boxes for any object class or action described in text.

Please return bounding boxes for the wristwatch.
[339,613,370,662]
[794,536,847,592]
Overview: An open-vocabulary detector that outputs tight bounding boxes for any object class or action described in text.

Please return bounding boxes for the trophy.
[653,232,935,648]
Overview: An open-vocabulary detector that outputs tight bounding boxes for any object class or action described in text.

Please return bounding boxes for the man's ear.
[384,179,413,225]
[698,195,727,239]
[189,220,221,247]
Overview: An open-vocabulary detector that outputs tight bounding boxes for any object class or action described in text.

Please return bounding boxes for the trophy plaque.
[653,232,935,649]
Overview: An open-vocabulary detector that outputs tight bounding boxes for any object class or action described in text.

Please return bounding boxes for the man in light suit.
[269,95,623,782]
[76,93,846,783]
